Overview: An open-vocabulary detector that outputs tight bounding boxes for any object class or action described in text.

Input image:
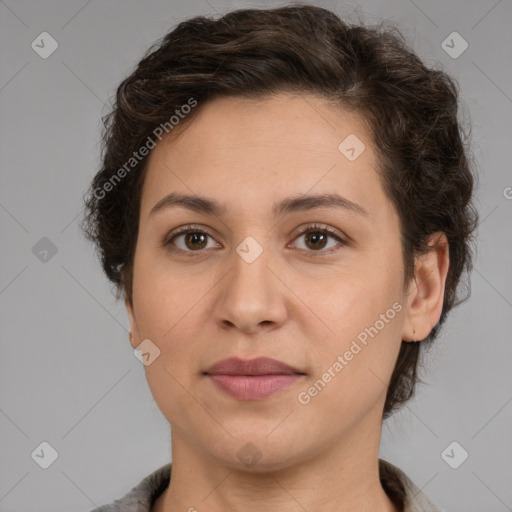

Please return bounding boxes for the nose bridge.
[214,232,287,331]
[229,233,274,298]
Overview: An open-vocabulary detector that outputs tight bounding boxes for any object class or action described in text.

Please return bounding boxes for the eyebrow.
[149,192,369,218]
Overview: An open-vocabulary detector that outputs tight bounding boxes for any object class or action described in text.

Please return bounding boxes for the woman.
[81,4,478,511]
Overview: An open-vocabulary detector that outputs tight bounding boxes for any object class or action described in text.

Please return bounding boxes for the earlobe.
[402,232,450,343]
[125,295,138,348]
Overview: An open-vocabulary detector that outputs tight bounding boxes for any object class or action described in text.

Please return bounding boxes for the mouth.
[203,357,306,401]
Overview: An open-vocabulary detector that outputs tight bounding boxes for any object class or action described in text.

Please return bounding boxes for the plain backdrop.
[1,0,511,511]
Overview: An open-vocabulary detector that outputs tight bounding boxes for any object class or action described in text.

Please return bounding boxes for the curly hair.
[81,3,479,420]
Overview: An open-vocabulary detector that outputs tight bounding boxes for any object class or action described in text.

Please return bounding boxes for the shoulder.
[379,459,445,512]
[87,463,171,512]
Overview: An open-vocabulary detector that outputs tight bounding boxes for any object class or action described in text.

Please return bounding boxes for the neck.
[153,413,400,512]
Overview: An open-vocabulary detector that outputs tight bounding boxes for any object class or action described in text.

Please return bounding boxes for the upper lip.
[204,357,305,376]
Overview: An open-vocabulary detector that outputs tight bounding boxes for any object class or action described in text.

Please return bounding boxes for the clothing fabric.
[88,459,443,512]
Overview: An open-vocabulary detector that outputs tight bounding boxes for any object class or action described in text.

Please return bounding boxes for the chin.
[203,431,305,473]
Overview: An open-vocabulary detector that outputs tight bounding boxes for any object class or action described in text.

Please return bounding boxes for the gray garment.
[89,459,444,512]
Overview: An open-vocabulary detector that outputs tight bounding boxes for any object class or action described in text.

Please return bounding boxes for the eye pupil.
[305,232,327,250]
[186,232,207,250]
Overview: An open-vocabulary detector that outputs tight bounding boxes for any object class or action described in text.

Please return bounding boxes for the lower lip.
[207,374,303,400]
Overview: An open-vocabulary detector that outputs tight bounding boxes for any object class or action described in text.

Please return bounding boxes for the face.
[126,93,417,470]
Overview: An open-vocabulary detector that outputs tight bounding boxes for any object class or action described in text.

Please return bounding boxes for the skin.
[125,92,449,512]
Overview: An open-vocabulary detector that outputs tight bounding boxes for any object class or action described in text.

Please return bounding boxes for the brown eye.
[304,231,329,250]
[165,226,219,254]
[164,223,346,256]
[291,225,346,254]
[182,232,208,251]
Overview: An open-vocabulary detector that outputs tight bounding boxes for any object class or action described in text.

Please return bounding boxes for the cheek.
[132,260,209,426]
[309,263,401,340]
[132,249,206,337]
[304,263,404,397]
[130,263,198,412]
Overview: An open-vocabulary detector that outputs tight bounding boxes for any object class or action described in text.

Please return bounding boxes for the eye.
[289,224,347,254]
[164,224,219,254]
[163,223,347,255]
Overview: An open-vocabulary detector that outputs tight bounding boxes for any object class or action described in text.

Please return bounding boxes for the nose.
[213,239,288,334]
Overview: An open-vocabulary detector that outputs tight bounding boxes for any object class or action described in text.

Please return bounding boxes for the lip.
[204,357,306,401]
[205,356,304,376]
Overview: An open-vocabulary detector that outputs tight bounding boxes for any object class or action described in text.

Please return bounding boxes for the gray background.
[1,0,511,510]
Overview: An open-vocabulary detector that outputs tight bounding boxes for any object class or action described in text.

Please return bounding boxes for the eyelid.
[162,223,219,249]
[291,223,345,242]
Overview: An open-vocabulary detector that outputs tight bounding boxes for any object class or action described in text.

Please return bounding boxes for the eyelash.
[163,223,347,257]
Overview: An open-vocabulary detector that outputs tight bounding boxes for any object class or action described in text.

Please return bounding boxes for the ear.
[125,294,139,349]
[401,232,450,342]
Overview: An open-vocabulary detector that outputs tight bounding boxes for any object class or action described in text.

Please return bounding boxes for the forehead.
[140,92,385,220]
[154,93,372,157]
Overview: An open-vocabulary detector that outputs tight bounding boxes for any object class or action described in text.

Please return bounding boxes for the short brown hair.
[81,4,479,419]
